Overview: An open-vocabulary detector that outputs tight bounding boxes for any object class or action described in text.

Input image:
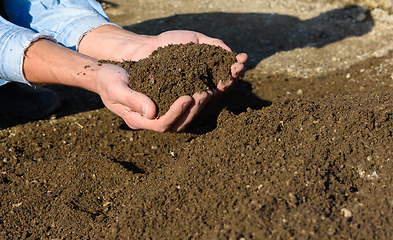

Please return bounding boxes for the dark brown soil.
[1,50,393,239]
[102,43,237,116]
[1,6,393,240]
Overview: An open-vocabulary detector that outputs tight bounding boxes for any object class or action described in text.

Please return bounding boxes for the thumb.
[123,90,157,119]
[102,80,157,119]
[95,64,158,119]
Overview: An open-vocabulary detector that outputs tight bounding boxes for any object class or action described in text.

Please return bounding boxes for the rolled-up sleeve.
[0,16,52,85]
[4,0,120,51]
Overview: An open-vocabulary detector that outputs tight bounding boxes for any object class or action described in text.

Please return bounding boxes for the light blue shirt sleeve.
[0,0,120,85]
[0,16,52,85]
[4,0,120,51]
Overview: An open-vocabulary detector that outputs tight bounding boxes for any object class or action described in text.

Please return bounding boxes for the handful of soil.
[101,42,237,117]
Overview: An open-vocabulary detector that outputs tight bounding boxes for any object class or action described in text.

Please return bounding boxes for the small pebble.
[327,227,336,235]
[366,171,379,181]
[341,208,353,218]
[288,192,297,202]
[296,89,303,95]
[356,12,366,22]
[12,202,22,208]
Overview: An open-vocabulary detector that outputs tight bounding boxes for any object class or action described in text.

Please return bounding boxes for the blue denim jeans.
[0,0,117,85]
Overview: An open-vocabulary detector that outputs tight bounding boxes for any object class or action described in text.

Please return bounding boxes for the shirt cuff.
[0,79,9,86]
[0,23,54,84]
[55,15,121,51]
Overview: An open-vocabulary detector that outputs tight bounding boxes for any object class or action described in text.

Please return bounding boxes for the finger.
[153,95,193,132]
[214,62,245,94]
[216,78,235,93]
[108,82,157,119]
[231,62,245,79]
[171,90,216,132]
[96,64,158,119]
[122,95,193,132]
[228,53,248,80]
[195,33,232,52]
[217,53,248,90]
[207,54,247,105]
[236,53,248,64]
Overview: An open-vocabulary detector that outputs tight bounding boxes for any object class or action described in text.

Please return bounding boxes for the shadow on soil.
[0,5,373,130]
[125,5,374,69]
[113,160,146,174]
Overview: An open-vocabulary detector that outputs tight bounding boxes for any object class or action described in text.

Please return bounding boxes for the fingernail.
[142,104,149,117]
[222,79,233,89]
[183,101,192,110]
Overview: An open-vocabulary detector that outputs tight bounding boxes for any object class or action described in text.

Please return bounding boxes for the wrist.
[78,25,152,61]
[23,38,101,93]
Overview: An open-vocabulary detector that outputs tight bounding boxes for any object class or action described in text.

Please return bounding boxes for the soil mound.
[115,92,393,239]
[1,62,393,240]
[102,43,237,116]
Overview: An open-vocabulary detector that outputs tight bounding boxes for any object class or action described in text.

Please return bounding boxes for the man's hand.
[94,64,195,132]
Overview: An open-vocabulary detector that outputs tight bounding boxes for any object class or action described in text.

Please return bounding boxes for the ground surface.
[1,0,393,239]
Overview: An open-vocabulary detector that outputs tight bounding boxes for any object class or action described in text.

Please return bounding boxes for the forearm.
[23,39,99,93]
